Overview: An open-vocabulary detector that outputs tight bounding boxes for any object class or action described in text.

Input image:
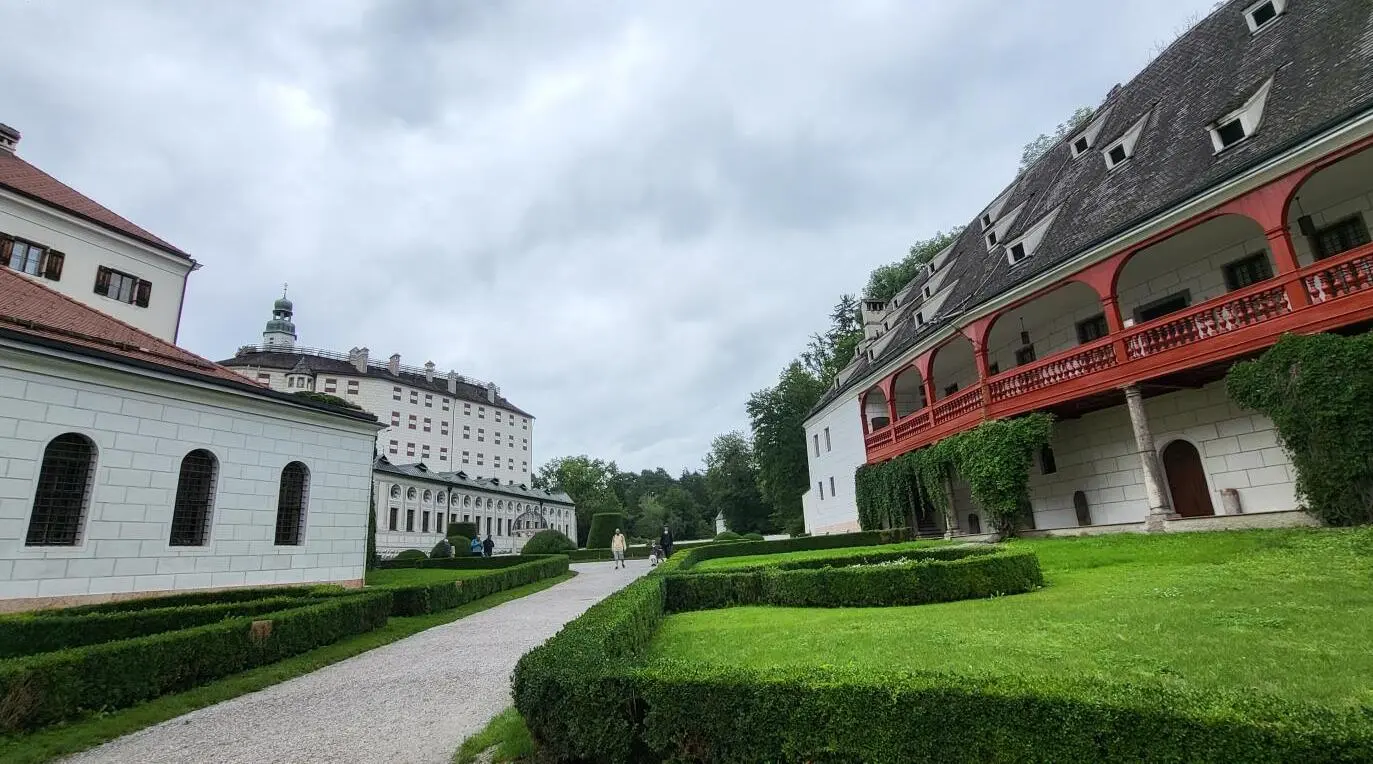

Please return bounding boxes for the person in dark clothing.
[659,525,674,558]
[482,535,494,557]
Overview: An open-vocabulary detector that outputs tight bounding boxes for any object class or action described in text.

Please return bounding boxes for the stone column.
[942,474,958,540]
[1124,384,1170,531]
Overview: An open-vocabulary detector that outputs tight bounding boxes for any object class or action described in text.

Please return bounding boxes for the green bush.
[448,535,473,556]
[449,521,479,540]
[0,591,391,732]
[394,549,427,562]
[713,531,742,541]
[378,554,549,570]
[430,538,454,559]
[678,529,911,570]
[663,547,1043,611]
[566,546,651,562]
[521,529,576,555]
[47,585,348,616]
[742,532,765,541]
[585,513,629,549]
[0,595,328,659]
[378,555,569,617]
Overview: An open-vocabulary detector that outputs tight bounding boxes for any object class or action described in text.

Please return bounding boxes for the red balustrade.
[893,409,932,440]
[864,428,894,449]
[1304,249,1373,303]
[931,387,981,425]
[1124,285,1290,360]
[988,341,1117,402]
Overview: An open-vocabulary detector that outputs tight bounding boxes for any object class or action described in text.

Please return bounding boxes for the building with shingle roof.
[805,0,1373,537]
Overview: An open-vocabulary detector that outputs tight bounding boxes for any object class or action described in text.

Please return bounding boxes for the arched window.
[389,485,400,499]
[26,433,97,546]
[275,461,310,545]
[170,449,217,546]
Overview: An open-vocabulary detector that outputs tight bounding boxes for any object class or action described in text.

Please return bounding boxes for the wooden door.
[1162,440,1214,517]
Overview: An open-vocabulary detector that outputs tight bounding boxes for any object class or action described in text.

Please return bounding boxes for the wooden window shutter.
[135,279,152,307]
[0,236,11,266]
[94,266,111,295]
[43,251,64,281]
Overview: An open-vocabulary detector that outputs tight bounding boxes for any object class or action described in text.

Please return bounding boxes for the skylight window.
[1243,0,1285,33]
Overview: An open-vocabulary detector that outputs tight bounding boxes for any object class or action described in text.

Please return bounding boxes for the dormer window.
[923,285,932,298]
[1003,207,1062,267]
[987,231,998,246]
[1207,77,1272,153]
[1072,137,1088,154]
[915,311,925,326]
[1102,113,1149,171]
[1009,243,1027,264]
[980,214,992,229]
[1068,105,1111,159]
[1243,0,1285,33]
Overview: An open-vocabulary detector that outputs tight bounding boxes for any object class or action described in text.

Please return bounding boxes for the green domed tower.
[263,286,297,348]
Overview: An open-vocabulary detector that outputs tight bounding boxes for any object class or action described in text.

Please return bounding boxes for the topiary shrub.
[1228,331,1373,526]
[714,531,742,542]
[586,513,629,549]
[449,521,478,540]
[430,538,453,559]
[449,536,473,556]
[742,532,765,541]
[522,529,576,555]
[394,549,427,562]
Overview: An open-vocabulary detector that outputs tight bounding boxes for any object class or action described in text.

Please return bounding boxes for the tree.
[659,485,709,539]
[802,294,864,385]
[748,361,826,536]
[535,455,622,546]
[634,495,668,539]
[705,432,773,534]
[864,228,965,302]
[1018,106,1094,172]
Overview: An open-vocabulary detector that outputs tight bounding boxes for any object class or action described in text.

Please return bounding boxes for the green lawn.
[365,568,492,586]
[688,539,948,571]
[0,572,576,764]
[645,528,1373,708]
[453,707,534,764]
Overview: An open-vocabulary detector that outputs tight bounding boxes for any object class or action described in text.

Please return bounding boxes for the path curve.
[66,560,648,764]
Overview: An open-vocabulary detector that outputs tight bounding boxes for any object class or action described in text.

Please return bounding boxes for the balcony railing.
[862,241,1373,463]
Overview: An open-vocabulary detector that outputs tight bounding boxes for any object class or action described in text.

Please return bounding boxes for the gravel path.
[66,561,648,764]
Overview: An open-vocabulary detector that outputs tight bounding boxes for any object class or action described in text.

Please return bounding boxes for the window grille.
[26,433,96,546]
[274,461,309,545]
[169,449,217,545]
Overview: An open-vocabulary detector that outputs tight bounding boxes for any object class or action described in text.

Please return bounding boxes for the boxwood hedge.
[0,590,391,732]
[376,554,569,616]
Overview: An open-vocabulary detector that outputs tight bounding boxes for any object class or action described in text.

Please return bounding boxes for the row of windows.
[385,508,566,537]
[388,388,528,427]
[383,484,559,515]
[3,234,155,309]
[816,475,837,500]
[811,427,832,457]
[24,434,310,547]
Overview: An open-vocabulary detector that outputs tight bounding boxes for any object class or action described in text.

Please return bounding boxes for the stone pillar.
[942,474,958,540]
[1124,384,1170,531]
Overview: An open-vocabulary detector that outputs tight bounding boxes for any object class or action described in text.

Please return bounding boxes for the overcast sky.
[2,0,1216,475]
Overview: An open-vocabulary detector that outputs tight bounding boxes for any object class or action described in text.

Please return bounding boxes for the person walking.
[611,528,628,569]
[659,525,674,558]
[469,536,482,557]
[482,535,494,558]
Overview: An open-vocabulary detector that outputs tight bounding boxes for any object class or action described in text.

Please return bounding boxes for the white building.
[0,123,196,343]
[373,459,576,556]
[804,0,1373,537]
[219,298,538,487]
[0,268,382,611]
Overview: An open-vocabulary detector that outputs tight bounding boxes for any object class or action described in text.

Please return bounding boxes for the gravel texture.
[65,561,647,764]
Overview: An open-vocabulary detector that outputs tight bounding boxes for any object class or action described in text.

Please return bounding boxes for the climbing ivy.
[855,412,1053,536]
[1227,332,1373,526]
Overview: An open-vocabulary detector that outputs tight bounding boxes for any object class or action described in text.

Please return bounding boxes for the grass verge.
[0,571,576,764]
[364,568,492,586]
[453,707,535,764]
[689,539,948,572]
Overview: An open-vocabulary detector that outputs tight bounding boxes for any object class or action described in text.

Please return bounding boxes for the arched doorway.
[1161,440,1214,517]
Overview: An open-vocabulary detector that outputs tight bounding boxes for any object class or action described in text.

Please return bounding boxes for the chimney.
[486,381,497,403]
[0,124,19,154]
[446,371,458,394]
[423,361,436,383]
[388,353,400,375]
[348,347,369,374]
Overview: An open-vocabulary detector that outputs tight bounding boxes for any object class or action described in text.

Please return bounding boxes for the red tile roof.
[0,267,253,386]
[0,149,191,260]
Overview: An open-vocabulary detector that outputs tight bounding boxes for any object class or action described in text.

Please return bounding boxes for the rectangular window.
[323,378,337,393]
[389,507,398,531]
[422,445,430,459]
[944,383,960,396]
[407,442,415,456]
[425,394,433,408]
[1073,136,1089,154]
[388,440,398,455]
[1040,445,1057,475]
[1313,215,1371,260]
[522,461,527,471]
[1108,144,1127,165]
[477,429,485,442]
[463,426,471,439]
[818,481,824,500]
[410,391,418,404]
[522,438,528,450]
[408,415,417,430]
[523,419,528,429]
[494,435,501,446]
[1222,252,1273,291]
[824,427,831,451]
[1215,118,1246,149]
[1135,290,1191,324]
[462,452,470,464]
[478,407,485,418]
[442,398,450,411]
[423,418,432,433]
[829,476,836,496]
[393,386,402,401]
[257,373,271,383]
[1248,0,1278,28]
[3,237,63,280]
[440,447,448,461]
[441,422,449,436]
[495,412,502,422]
[813,434,820,457]
[94,266,151,307]
[406,510,415,532]
[465,403,471,414]
[391,411,401,427]
[347,380,359,395]
[477,455,484,466]
[1015,345,1037,367]
[1075,314,1110,344]
[486,517,492,536]
[1009,243,1027,263]
[424,511,433,533]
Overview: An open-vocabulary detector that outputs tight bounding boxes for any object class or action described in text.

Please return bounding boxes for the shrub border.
[373,555,569,616]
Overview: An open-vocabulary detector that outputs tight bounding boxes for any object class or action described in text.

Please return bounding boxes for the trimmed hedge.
[46,585,349,616]
[585,513,628,549]
[521,529,577,555]
[663,547,1043,611]
[627,662,1373,763]
[0,591,391,732]
[0,595,330,659]
[567,546,651,562]
[713,531,742,541]
[394,549,427,562]
[448,521,479,539]
[449,535,473,556]
[377,555,569,616]
[677,529,912,570]
[378,554,553,571]
[430,538,454,559]
[742,532,765,541]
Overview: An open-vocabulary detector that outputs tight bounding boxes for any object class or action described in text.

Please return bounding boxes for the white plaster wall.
[0,351,379,604]
[802,396,864,534]
[0,194,192,343]
[373,475,575,556]
[1287,145,1373,266]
